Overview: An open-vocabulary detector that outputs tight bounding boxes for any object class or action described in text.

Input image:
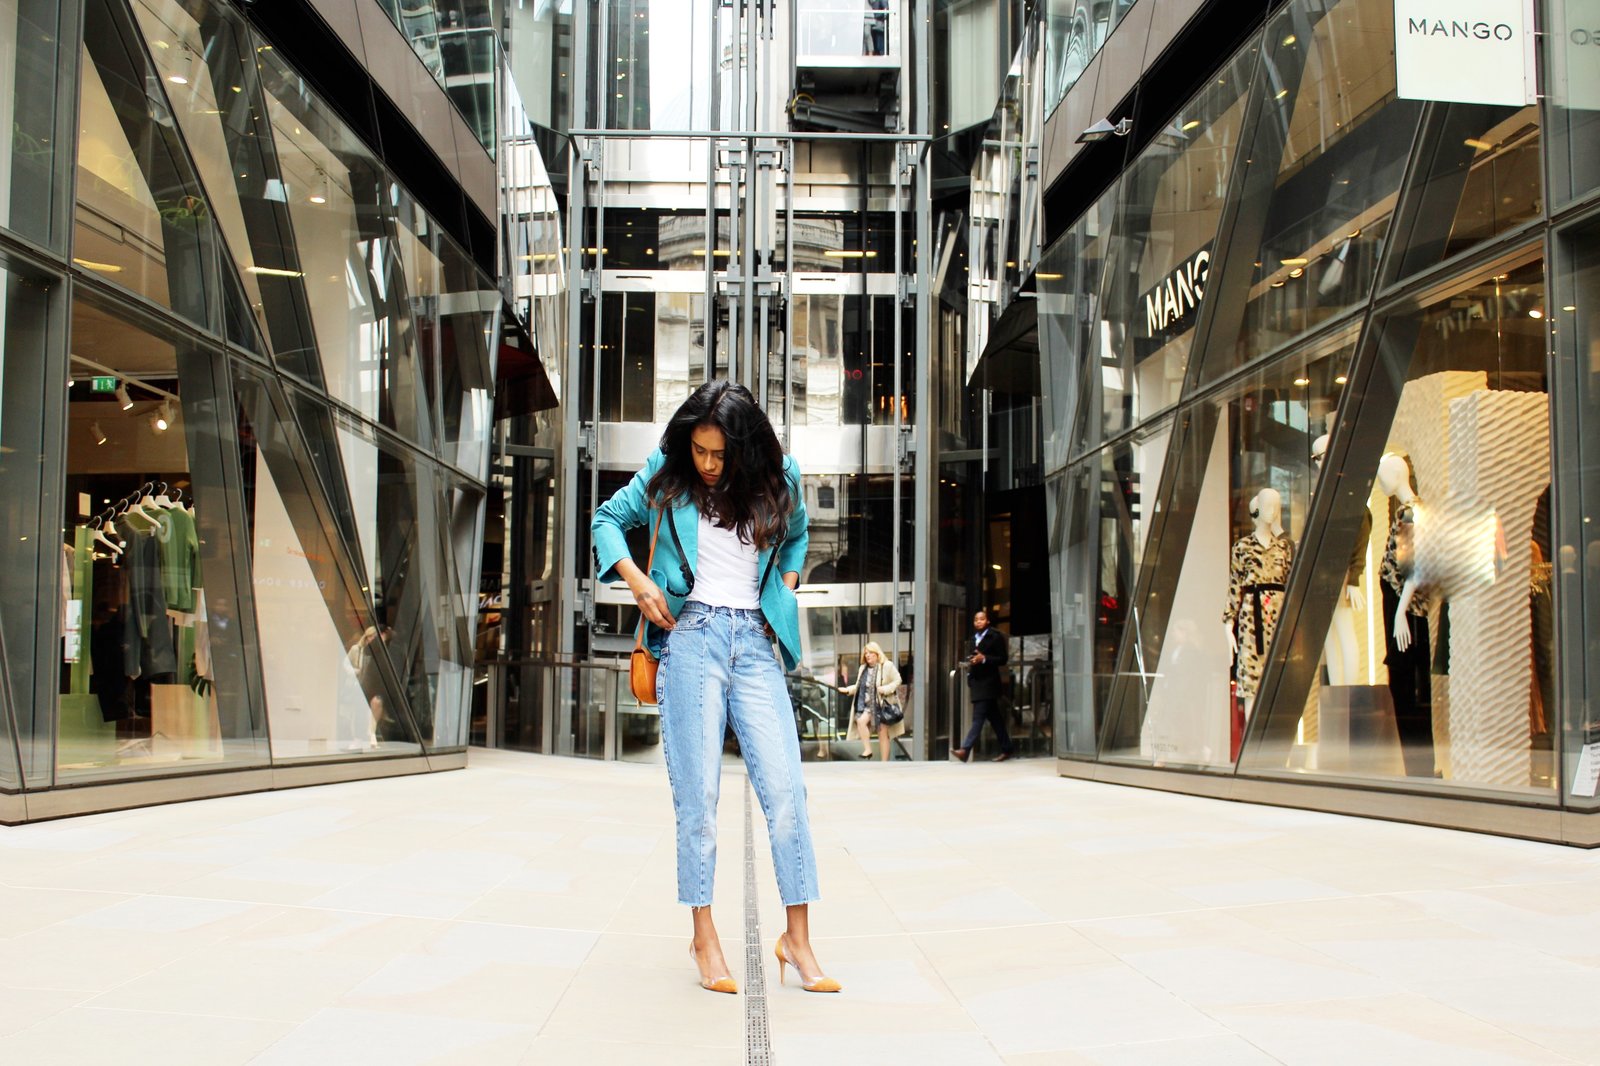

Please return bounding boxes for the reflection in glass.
[1036,181,1116,471]
[75,0,223,333]
[1547,0,1600,207]
[235,367,422,760]
[336,420,478,752]
[0,0,63,246]
[377,0,498,152]
[1246,264,1554,795]
[1043,0,1133,115]
[606,1,715,130]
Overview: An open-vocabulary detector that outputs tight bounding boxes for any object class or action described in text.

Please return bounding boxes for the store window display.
[58,300,266,778]
[1250,262,1555,794]
[1099,330,1358,769]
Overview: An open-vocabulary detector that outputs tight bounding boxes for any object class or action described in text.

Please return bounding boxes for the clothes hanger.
[92,513,124,556]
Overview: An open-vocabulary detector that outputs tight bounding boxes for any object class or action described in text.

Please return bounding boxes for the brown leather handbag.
[629,508,667,705]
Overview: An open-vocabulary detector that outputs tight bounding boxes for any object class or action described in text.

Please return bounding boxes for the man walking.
[952,609,1012,762]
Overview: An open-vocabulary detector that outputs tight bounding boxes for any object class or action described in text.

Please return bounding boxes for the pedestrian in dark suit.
[952,609,1012,762]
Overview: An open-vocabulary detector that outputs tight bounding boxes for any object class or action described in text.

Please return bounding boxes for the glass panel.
[437,234,496,478]
[790,294,899,425]
[75,0,223,333]
[1036,179,1117,471]
[233,366,422,760]
[335,418,478,753]
[390,185,446,450]
[438,0,497,153]
[0,263,55,789]
[1050,418,1172,759]
[1098,42,1257,439]
[1099,331,1359,769]
[1216,0,1420,376]
[1391,99,1542,278]
[1544,0,1600,208]
[379,0,497,153]
[774,213,901,273]
[1244,261,1553,797]
[57,295,269,780]
[0,0,64,246]
[1043,0,1134,115]
[1555,215,1600,808]
[933,0,1001,134]
[606,1,716,130]
[795,0,900,60]
[256,40,409,421]
[507,0,574,132]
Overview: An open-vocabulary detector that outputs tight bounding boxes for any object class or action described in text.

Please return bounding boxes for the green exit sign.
[90,376,117,393]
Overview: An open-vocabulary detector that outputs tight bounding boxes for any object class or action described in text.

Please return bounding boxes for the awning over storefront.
[972,292,1039,397]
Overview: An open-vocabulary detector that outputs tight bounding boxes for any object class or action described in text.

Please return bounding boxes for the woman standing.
[591,380,840,996]
[842,642,904,761]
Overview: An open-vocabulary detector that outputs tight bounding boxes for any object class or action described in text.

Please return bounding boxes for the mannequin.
[1312,432,1368,684]
[1224,488,1294,715]
[1376,452,1435,776]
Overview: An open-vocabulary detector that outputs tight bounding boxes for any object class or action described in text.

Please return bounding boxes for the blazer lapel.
[671,495,699,575]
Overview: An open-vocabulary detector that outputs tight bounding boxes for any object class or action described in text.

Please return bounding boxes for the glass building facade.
[1009,0,1600,843]
[0,0,510,821]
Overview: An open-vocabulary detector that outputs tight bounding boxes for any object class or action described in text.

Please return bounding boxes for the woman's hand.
[630,577,674,630]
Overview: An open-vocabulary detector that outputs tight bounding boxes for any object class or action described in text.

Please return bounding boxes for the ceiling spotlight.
[115,382,134,410]
[1334,375,1348,385]
[91,421,108,446]
[1076,117,1133,144]
[153,398,174,432]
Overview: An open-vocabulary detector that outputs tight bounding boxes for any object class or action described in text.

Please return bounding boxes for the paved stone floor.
[3,749,1600,1064]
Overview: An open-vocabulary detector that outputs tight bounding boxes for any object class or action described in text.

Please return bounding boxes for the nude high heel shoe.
[691,943,737,994]
[774,934,841,993]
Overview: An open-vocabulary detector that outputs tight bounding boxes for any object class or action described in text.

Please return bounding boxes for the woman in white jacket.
[842,642,904,761]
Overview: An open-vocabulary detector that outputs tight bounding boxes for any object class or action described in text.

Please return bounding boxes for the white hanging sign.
[1393,0,1538,107]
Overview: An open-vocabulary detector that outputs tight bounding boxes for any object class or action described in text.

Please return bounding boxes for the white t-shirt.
[688,511,760,609]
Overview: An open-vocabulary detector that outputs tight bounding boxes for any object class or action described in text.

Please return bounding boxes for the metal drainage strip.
[743,781,774,1065]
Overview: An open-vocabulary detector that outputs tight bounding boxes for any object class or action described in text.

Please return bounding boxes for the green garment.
[158,507,202,613]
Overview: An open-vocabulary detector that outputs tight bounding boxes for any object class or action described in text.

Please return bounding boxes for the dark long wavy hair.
[646,380,792,549]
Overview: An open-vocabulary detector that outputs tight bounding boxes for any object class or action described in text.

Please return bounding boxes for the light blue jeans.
[658,602,819,907]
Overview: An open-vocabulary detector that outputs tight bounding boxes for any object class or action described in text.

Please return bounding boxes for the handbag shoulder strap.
[634,506,667,651]
[663,506,695,593]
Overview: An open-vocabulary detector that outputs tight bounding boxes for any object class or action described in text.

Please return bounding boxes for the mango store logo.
[1142,245,1211,338]
[1405,17,1517,41]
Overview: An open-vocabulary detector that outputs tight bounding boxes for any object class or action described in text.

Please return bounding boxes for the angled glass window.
[75,0,224,333]
[1050,415,1173,760]
[57,293,269,781]
[1098,327,1359,770]
[0,0,66,248]
[1212,0,1422,378]
[334,418,477,753]
[0,260,56,789]
[1242,258,1554,798]
[1388,99,1541,281]
[233,365,421,760]
[1553,214,1600,809]
[1097,41,1258,441]
[1036,179,1116,472]
[437,234,497,478]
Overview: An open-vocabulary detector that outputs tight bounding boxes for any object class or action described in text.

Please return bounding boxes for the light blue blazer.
[591,448,810,671]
